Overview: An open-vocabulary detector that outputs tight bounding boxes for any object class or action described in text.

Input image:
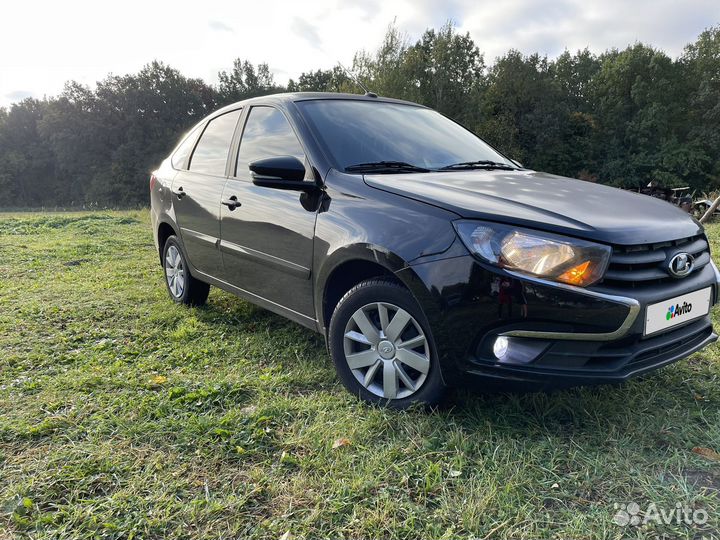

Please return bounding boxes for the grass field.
[1,210,719,540]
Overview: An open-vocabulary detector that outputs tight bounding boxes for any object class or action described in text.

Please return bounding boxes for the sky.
[0,0,718,107]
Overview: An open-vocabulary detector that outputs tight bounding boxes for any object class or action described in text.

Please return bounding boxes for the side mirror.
[249,156,317,191]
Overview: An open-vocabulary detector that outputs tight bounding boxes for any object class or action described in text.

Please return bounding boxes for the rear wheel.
[162,235,210,306]
[329,278,445,408]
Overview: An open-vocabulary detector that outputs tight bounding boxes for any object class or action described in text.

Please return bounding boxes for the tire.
[328,278,445,408]
[161,235,210,306]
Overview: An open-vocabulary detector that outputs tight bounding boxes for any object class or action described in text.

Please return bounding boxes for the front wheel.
[328,278,445,408]
[162,235,210,306]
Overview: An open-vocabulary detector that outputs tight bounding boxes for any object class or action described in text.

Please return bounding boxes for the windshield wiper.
[344,161,431,174]
[439,160,517,171]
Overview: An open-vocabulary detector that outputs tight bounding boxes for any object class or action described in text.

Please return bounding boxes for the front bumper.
[465,318,716,387]
[150,206,160,252]
[399,250,720,389]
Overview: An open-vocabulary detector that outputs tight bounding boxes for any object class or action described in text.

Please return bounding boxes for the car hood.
[363,169,702,245]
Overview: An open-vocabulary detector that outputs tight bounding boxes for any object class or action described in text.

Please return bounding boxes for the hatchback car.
[150,92,720,408]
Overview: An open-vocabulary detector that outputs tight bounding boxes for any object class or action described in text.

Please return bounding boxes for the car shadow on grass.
[154,292,720,505]
[186,291,719,452]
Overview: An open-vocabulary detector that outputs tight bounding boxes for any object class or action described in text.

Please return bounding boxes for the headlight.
[454,220,611,287]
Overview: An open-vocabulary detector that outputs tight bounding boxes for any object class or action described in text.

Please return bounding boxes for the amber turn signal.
[557,260,594,286]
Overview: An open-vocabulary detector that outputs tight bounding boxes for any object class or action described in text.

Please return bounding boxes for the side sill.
[193,269,320,332]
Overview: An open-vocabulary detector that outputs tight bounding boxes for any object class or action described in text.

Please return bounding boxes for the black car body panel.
[364,170,703,245]
[150,92,719,395]
[312,169,459,330]
[398,252,718,387]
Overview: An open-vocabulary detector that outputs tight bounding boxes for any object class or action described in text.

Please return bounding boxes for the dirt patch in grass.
[683,469,720,493]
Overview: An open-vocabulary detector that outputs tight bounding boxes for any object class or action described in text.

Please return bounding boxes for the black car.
[150,92,720,408]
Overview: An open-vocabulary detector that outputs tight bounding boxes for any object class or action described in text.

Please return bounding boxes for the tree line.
[0,23,718,208]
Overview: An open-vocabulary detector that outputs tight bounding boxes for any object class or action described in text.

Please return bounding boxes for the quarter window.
[237,106,305,175]
[171,125,201,170]
[189,109,242,176]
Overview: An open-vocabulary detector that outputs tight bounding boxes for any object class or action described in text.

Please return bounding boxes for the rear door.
[171,108,242,277]
[219,105,318,317]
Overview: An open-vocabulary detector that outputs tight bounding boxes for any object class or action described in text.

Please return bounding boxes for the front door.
[219,105,317,317]
[171,108,242,277]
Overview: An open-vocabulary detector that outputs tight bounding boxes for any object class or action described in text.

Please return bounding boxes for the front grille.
[579,319,713,372]
[629,322,713,365]
[529,318,714,373]
[600,234,711,288]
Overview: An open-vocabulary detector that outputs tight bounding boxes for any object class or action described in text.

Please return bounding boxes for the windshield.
[296,99,515,172]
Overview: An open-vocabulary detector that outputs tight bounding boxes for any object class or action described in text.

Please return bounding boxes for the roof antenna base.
[338,62,376,97]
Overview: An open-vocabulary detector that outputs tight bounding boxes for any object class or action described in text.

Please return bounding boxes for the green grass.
[0,210,719,540]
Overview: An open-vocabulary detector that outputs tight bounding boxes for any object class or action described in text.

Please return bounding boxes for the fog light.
[493,336,509,359]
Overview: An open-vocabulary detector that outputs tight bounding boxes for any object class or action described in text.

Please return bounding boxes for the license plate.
[644,287,712,336]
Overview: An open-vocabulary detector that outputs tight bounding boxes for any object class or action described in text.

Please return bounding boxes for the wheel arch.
[157,221,178,263]
[317,243,427,333]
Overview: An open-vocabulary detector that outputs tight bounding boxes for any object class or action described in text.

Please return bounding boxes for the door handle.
[222,195,241,210]
[172,186,186,199]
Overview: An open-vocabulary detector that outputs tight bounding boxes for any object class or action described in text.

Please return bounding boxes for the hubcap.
[378,340,395,359]
[164,245,185,298]
[343,302,430,400]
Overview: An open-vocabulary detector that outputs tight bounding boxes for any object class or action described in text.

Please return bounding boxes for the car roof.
[211,92,427,118]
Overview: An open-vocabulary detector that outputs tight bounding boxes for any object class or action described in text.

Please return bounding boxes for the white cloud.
[458,0,720,62]
[0,0,717,107]
[290,17,323,49]
[4,90,34,102]
[208,20,234,33]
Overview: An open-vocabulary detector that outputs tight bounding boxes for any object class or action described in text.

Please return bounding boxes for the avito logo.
[666,301,692,320]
